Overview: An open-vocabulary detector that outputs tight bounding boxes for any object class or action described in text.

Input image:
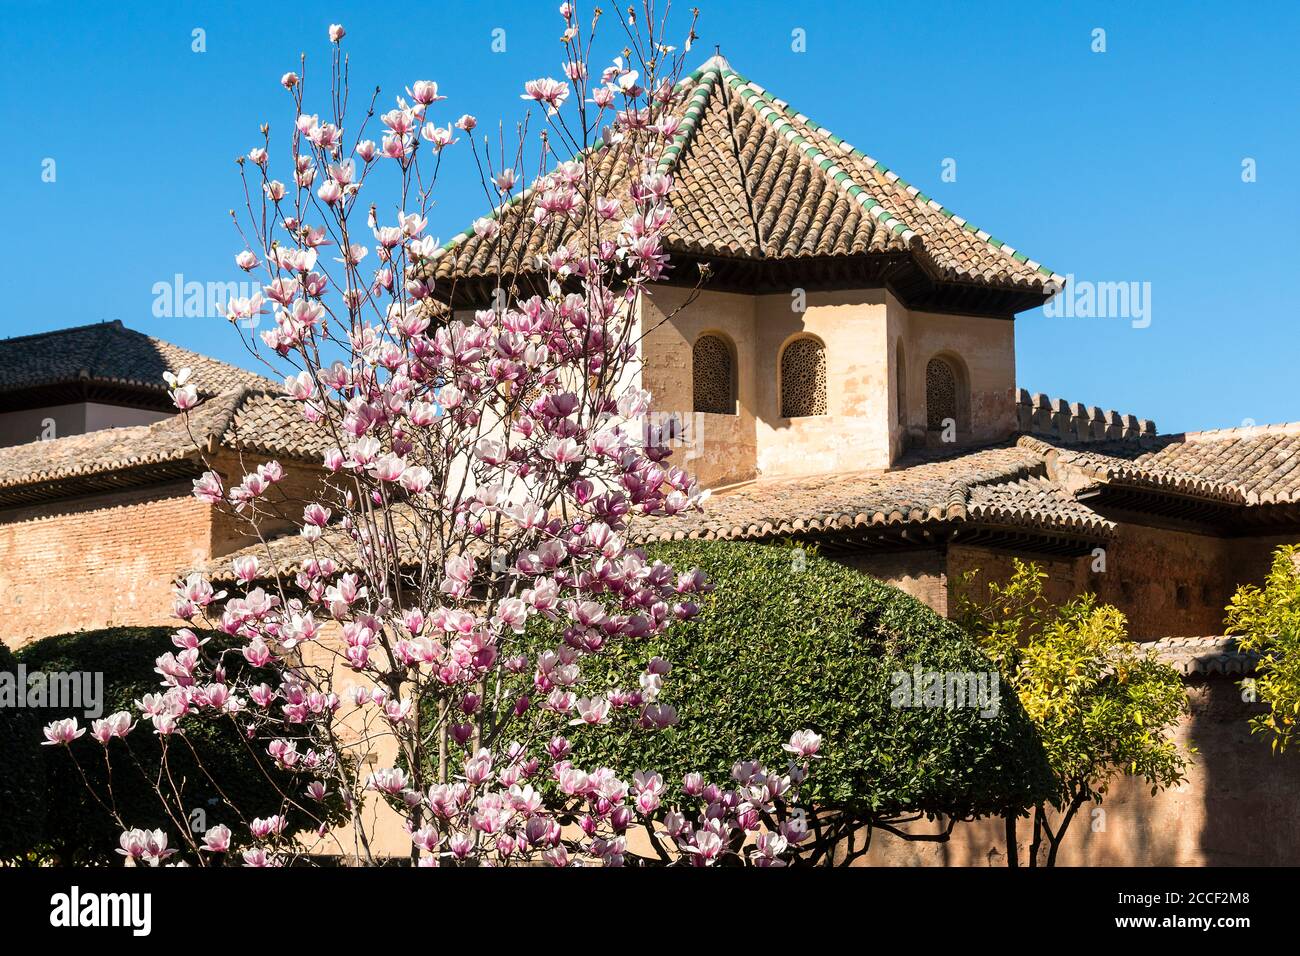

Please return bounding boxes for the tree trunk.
[1044,794,1087,867]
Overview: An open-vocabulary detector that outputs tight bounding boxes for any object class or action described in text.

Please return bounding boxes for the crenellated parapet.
[1016,389,1156,443]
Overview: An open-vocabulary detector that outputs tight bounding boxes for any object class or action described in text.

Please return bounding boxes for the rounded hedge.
[0,641,45,862]
[561,540,1053,822]
[13,627,344,864]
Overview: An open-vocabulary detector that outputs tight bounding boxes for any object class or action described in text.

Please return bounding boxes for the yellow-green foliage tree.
[1225,543,1300,752]
[957,560,1190,866]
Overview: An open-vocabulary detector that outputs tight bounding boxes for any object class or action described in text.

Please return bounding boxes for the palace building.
[3,55,1296,865]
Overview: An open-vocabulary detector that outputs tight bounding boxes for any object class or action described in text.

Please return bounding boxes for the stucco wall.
[637,286,1020,487]
[0,403,170,448]
[899,304,1018,448]
[636,287,760,488]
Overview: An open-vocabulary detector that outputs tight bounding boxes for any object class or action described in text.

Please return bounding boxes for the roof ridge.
[719,67,920,254]
[433,136,617,266]
[1179,421,1300,443]
[0,319,125,346]
[213,385,275,446]
[655,65,723,178]
[716,69,766,253]
[437,62,737,265]
[720,66,1064,286]
[112,325,279,385]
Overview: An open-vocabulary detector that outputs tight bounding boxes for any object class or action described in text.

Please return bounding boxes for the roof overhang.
[0,379,177,415]
[0,457,204,511]
[435,250,1055,319]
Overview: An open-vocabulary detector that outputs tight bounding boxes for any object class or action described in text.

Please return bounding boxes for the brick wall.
[0,452,330,647]
[837,550,950,615]
[207,450,331,556]
[0,481,212,647]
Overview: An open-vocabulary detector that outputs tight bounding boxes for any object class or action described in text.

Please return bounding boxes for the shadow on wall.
[852,672,1300,865]
[1191,676,1300,865]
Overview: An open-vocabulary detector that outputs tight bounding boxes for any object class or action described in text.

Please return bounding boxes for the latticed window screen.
[780,337,827,418]
[692,335,735,414]
[926,357,957,429]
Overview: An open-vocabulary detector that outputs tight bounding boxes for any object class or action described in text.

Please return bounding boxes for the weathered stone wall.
[947,523,1252,640]
[837,549,950,615]
[839,529,1300,866]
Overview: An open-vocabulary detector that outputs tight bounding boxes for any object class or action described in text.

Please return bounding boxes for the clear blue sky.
[2,1,1295,433]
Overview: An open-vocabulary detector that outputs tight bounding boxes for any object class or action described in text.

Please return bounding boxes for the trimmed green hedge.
[7,627,343,864]
[560,540,1053,821]
[0,641,45,861]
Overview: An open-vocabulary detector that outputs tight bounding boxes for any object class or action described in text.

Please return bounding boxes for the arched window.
[895,340,907,426]
[692,334,735,415]
[780,337,827,418]
[925,356,958,430]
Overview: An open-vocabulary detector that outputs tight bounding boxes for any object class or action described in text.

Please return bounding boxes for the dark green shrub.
[0,640,46,862]
[14,626,345,864]
[558,540,1053,824]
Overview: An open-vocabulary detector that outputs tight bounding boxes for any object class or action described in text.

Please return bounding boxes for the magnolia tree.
[45,5,821,867]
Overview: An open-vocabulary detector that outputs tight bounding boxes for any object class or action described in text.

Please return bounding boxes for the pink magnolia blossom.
[783,729,823,759]
[76,11,822,871]
[90,711,135,744]
[521,77,570,113]
[42,718,84,746]
[202,824,232,853]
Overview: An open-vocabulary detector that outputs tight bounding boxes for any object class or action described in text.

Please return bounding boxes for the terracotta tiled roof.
[967,474,1113,535]
[0,388,326,506]
[1135,424,1300,505]
[432,57,1061,296]
[0,321,277,399]
[201,419,1300,583]
[632,445,1048,543]
[223,390,334,461]
[1025,423,1300,506]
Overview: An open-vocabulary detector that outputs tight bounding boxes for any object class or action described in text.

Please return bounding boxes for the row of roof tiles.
[0,387,329,503]
[200,422,1300,582]
[0,320,276,400]
[432,58,1060,300]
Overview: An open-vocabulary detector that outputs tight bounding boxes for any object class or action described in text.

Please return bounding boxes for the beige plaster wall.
[896,299,1018,449]
[636,286,760,488]
[637,286,1020,487]
[296,627,411,861]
